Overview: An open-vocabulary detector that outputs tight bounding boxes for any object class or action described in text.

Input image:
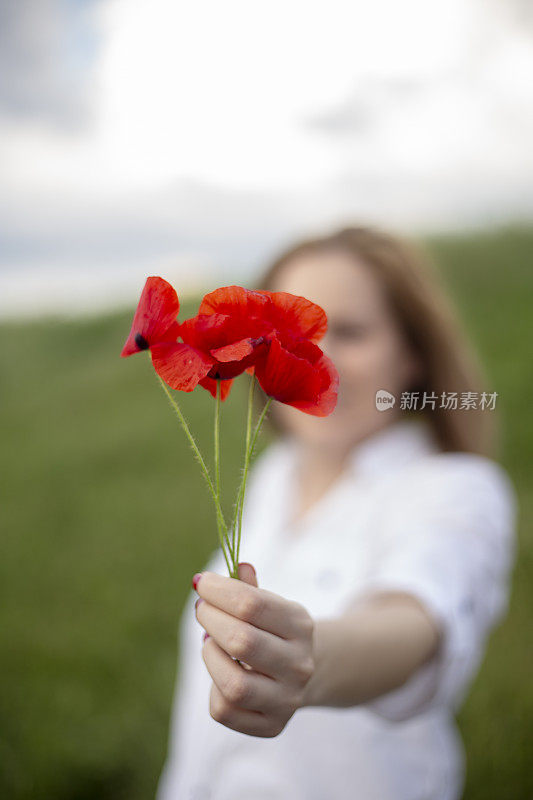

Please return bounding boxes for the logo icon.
[375,389,396,411]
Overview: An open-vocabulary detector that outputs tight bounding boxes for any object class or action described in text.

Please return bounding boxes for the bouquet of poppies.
[121,277,339,580]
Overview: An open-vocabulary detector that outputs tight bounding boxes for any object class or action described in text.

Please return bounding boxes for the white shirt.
[156,419,516,800]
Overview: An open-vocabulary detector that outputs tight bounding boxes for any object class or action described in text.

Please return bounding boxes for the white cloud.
[1,0,532,317]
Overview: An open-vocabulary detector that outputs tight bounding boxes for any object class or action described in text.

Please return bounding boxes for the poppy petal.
[280,338,339,416]
[160,320,182,342]
[150,342,213,392]
[255,337,338,416]
[178,313,229,350]
[180,312,266,347]
[210,337,262,362]
[121,277,180,357]
[198,285,270,318]
[180,313,269,378]
[287,351,339,417]
[260,291,328,344]
[199,376,234,401]
[254,337,322,402]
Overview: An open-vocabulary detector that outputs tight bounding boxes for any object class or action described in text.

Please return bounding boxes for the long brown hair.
[252,225,496,456]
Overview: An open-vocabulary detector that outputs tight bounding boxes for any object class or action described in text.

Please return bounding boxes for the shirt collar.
[282,417,437,483]
[346,417,438,479]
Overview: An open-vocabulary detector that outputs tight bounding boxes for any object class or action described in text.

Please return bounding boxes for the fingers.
[194,571,306,639]
[237,562,258,588]
[196,598,291,680]
[202,636,284,712]
[209,683,285,738]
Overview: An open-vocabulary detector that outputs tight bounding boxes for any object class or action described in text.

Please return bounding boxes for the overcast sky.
[1,0,532,317]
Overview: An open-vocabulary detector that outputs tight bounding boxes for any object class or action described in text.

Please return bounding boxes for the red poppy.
[163,286,273,400]
[120,277,214,391]
[198,285,328,349]
[120,276,181,356]
[121,279,339,414]
[121,279,271,400]
[197,284,337,415]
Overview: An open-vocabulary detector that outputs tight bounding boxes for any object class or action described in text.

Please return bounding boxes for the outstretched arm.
[301,589,441,708]
[193,564,441,737]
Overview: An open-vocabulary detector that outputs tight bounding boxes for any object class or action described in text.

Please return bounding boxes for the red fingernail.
[195,597,203,611]
[203,631,210,642]
[192,573,202,591]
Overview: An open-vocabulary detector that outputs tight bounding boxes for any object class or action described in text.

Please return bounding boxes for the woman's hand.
[193,562,315,738]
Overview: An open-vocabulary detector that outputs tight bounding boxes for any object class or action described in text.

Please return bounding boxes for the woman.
[156,226,516,800]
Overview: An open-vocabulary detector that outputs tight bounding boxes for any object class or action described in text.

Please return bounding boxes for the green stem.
[235,373,255,552]
[156,374,232,575]
[214,380,236,573]
[214,379,222,518]
[232,382,273,566]
[231,373,254,562]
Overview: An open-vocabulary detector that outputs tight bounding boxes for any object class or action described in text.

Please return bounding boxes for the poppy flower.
[121,279,273,400]
[120,276,214,391]
[120,277,341,584]
[253,336,339,416]
[120,276,181,356]
[197,284,337,415]
[150,286,273,400]
[121,278,338,414]
[198,285,328,349]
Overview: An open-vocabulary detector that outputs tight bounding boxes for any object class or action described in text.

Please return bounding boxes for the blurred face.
[269,248,421,452]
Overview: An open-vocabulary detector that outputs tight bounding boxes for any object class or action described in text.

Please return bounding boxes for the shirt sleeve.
[358,453,517,722]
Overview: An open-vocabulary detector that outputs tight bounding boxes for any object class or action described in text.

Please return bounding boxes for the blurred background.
[1,1,532,798]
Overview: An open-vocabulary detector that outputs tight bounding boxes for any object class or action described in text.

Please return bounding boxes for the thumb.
[237,562,259,588]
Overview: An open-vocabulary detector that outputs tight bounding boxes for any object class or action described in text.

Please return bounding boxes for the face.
[268,248,421,453]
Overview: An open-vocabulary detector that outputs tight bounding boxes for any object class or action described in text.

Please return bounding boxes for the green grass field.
[1,226,532,799]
